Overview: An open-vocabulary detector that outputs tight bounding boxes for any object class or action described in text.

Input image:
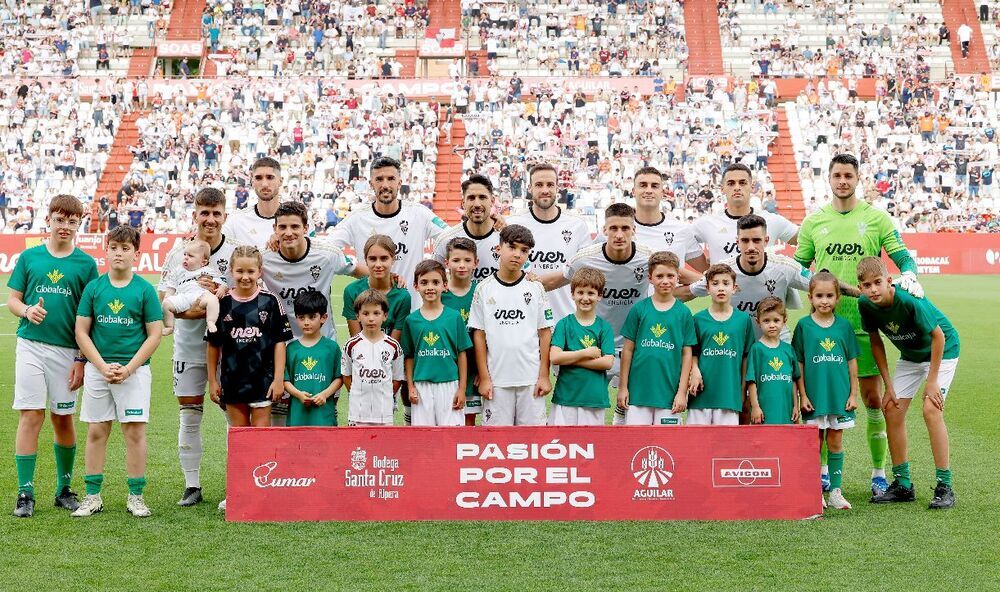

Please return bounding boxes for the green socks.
[84,474,104,496]
[935,468,952,487]
[820,439,828,467]
[127,476,147,496]
[15,454,37,495]
[53,443,76,494]
[867,407,888,472]
[828,452,845,490]
[892,462,912,489]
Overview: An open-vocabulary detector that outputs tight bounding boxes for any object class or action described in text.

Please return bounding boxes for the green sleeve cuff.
[889,250,917,275]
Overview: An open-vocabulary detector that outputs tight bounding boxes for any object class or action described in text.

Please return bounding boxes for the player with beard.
[222,157,284,249]
[157,188,241,508]
[432,174,502,281]
[508,163,592,322]
[329,157,448,307]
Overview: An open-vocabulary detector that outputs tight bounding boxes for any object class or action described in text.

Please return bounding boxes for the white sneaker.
[71,494,103,517]
[126,494,151,517]
[217,498,227,511]
[828,488,852,510]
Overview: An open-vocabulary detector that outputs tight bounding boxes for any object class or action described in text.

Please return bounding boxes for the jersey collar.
[278,237,311,263]
[602,242,636,264]
[254,204,276,220]
[372,201,402,219]
[494,270,526,287]
[737,254,767,276]
[636,212,666,227]
[724,207,753,220]
[528,204,561,224]
[463,220,495,240]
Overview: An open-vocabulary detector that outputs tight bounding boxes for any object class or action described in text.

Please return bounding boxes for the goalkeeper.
[794,154,924,498]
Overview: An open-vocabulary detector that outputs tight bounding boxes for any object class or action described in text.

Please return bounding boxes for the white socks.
[178,405,203,489]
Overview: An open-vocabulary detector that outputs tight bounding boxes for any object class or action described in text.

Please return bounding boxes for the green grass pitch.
[0,275,997,591]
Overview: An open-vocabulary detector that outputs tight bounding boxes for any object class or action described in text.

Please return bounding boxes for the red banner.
[776,232,1000,274]
[225,426,821,522]
[0,234,187,274]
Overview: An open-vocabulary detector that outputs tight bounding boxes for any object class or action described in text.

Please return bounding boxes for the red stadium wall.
[226,426,821,522]
[0,233,996,275]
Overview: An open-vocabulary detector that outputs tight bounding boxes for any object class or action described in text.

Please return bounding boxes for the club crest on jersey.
[274,271,284,281]
[562,229,572,244]
[492,245,500,261]
[633,266,646,282]
[259,310,269,323]
[857,223,868,235]
[523,291,532,305]
[399,220,409,235]
[663,231,674,245]
[309,265,321,280]
[217,259,228,274]
[765,279,777,294]
[381,350,392,364]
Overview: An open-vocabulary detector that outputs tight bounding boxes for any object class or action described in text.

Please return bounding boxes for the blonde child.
[161,239,223,336]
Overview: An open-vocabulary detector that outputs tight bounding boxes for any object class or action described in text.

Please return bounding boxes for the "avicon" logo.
[712,457,781,488]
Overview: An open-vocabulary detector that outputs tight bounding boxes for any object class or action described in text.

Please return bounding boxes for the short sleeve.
[7,251,27,292]
[774,215,799,243]
[620,304,640,342]
[467,283,486,330]
[682,310,698,347]
[392,291,412,329]
[858,299,878,333]
[793,219,815,267]
[536,286,555,329]
[283,348,294,382]
[790,347,802,379]
[454,313,473,352]
[332,245,356,277]
[788,260,813,292]
[744,350,756,382]
[391,346,404,380]
[910,297,938,335]
[330,345,343,379]
[142,282,164,323]
[431,235,447,264]
[326,216,354,250]
[77,281,95,318]
[599,320,616,355]
[791,322,805,362]
[205,300,227,346]
[341,344,353,375]
[400,317,415,358]
[742,316,755,356]
[689,277,708,297]
[342,283,358,321]
[270,297,293,342]
[843,321,859,360]
[551,317,569,350]
[684,232,703,261]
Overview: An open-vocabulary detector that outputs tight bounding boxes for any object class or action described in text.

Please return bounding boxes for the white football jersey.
[689,253,811,341]
[692,209,798,263]
[342,333,404,424]
[508,206,593,322]
[431,221,500,283]
[467,273,555,388]
[563,242,652,349]
[329,201,447,306]
[221,205,277,250]
[633,213,704,263]
[158,235,240,364]
[261,237,356,340]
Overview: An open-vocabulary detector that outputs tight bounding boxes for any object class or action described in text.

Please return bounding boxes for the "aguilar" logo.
[630,446,675,501]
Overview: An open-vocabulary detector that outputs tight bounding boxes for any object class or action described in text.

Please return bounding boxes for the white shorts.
[13,338,78,415]
[465,393,483,415]
[625,405,683,426]
[686,408,740,426]
[483,385,545,426]
[80,363,152,423]
[806,414,856,430]
[894,358,958,400]
[412,381,465,426]
[165,289,209,314]
[173,361,208,397]
[548,404,606,426]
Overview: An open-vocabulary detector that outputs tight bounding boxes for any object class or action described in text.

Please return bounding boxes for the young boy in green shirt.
[73,226,163,518]
[9,194,98,517]
[549,267,615,425]
[284,291,343,427]
[402,260,472,426]
[619,252,696,425]
[746,297,803,425]
[688,264,756,425]
[858,257,960,509]
[440,237,480,425]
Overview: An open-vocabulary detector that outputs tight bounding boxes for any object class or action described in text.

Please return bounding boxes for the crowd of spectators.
[109,78,440,234]
[453,77,778,223]
[791,75,999,233]
[464,0,686,77]
[0,79,121,233]
[202,0,427,78]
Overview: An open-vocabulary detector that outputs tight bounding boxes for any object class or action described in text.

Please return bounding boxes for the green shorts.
[855,332,879,378]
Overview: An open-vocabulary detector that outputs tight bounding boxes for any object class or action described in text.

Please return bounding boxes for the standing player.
[627,166,707,272]
[262,201,363,341]
[157,187,241,508]
[680,215,858,340]
[441,237,482,424]
[432,174,502,281]
[9,195,98,517]
[795,154,923,497]
[541,203,652,424]
[329,157,448,305]
[222,157,285,249]
[692,163,798,265]
[508,163,592,321]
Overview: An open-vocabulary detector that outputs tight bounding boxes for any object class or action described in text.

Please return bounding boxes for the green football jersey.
[77,274,162,365]
[859,288,959,363]
[551,313,615,409]
[400,307,472,383]
[342,278,412,334]
[8,245,98,349]
[442,282,477,396]
[621,298,697,409]
[792,314,859,420]
[745,340,800,425]
[794,201,909,332]
[691,308,755,412]
[285,337,342,427]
